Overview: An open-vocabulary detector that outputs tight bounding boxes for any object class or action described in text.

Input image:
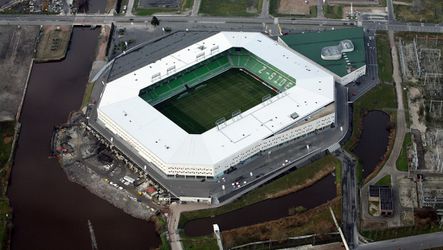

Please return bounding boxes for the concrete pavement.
[191,0,200,16]
[358,231,443,250]
[317,0,325,18]
[167,203,211,250]
[125,0,135,16]
[260,0,270,18]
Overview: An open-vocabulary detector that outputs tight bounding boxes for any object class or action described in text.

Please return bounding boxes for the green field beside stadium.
[155,68,277,134]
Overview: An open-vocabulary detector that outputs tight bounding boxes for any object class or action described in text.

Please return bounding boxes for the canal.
[7,27,160,250]
[184,174,336,237]
[353,110,391,178]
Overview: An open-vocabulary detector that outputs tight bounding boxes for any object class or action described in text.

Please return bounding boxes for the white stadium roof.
[98,32,335,168]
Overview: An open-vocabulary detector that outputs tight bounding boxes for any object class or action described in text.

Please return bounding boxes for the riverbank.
[0,25,40,250]
[222,197,342,249]
[0,121,16,250]
[34,25,72,62]
[83,25,112,108]
[344,83,397,183]
[179,155,340,229]
[0,26,39,122]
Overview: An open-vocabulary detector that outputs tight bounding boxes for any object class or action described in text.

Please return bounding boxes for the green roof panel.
[280,28,366,77]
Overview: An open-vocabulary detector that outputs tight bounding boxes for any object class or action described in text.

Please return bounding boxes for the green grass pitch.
[155,68,277,134]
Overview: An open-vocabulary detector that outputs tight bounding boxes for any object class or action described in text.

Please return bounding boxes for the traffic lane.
[358,232,443,250]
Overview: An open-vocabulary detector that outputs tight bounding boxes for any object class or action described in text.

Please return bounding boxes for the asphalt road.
[0,13,441,33]
[358,231,443,250]
[338,149,359,249]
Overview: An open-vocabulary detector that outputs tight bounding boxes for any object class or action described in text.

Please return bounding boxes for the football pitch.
[155,68,277,134]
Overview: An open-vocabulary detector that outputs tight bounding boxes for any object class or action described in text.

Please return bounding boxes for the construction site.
[51,111,170,220]
[397,32,443,220]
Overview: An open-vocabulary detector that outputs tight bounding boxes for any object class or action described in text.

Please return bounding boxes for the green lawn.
[376,32,393,83]
[179,155,340,228]
[375,175,391,186]
[133,0,192,15]
[181,0,194,10]
[394,0,443,23]
[199,0,263,16]
[134,7,178,15]
[335,159,342,195]
[81,81,94,108]
[323,4,343,19]
[181,234,218,250]
[159,233,170,250]
[362,225,442,241]
[155,68,276,134]
[396,132,412,171]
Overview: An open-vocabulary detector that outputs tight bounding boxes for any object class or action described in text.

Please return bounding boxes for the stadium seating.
[139,48,296,105]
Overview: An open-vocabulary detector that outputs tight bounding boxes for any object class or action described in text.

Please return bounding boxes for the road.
[338,149,359,249]
[0,14,442,34]
[358,231,443,250]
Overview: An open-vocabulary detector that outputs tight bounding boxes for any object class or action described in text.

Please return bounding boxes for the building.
[278,27,366,85]
[369,185,394,216]
[96,31,336,178]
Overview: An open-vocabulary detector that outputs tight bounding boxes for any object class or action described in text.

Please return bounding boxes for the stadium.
[97,31,337,178]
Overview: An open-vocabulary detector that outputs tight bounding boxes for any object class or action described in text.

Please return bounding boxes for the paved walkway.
[168,203,211,250]
[260,0,270,18]
[317,0,324,18]
[125,0,134,16]
[360,30,407,227]
[191,0,201,16]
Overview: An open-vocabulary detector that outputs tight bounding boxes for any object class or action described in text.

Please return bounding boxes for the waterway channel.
[352,110,390,179]
[184,174,336,237]
[7,27,160,250]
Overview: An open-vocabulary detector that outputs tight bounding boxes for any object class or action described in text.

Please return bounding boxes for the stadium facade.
[97,31,343,178]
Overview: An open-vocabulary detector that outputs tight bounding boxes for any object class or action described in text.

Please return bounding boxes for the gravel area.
[0,25,39,121]
[64,161,154,220]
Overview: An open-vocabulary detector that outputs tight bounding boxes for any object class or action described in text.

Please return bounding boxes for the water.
[77,0,107,13]
[184,174,336,237]
[353,110,391,178]
[7,27,160,250]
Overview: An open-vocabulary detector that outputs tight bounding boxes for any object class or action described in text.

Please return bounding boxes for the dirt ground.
[0,25,39,122]
[342,6,386,17]
[35,25,72,62]
[408,87,427,133]
[278,0,314,15]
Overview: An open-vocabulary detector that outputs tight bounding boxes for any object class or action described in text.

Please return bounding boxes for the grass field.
[394,0,443,23]
[155,68,276,134]
[376,32,393,83]
[396,132,412,171]
[199,0,263,16]
[181,234,218,250]
[323,4,343,19]
[375,174,391,186]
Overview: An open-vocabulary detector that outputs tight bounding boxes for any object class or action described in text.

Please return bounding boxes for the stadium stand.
[139,48,296,105]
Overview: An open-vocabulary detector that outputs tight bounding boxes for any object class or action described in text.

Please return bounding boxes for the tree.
[151,16,160,26]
